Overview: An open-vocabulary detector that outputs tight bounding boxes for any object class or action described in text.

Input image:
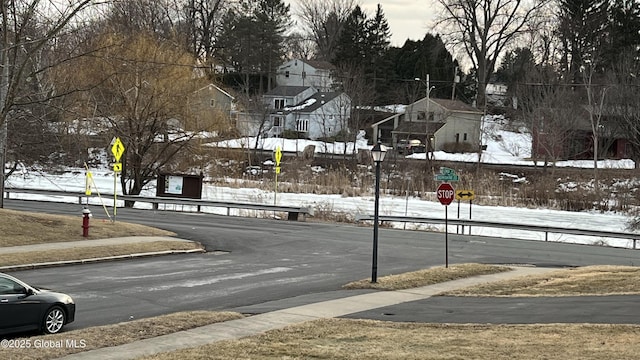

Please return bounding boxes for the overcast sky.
[286,0,437,47]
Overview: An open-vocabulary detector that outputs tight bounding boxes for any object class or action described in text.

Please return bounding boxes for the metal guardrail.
[355,214,640,250]
[4,188,313,221]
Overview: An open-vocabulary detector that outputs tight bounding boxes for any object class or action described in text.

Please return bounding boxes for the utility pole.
[0,39,8,209]
[416,75,434,168]
[451,66,459,100]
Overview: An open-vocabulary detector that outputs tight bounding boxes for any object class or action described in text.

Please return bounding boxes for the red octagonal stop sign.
[437,183,455,205]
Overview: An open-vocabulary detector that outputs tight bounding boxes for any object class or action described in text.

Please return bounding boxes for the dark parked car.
[0,273,75,335]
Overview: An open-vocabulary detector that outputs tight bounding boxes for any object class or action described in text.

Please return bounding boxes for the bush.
[282,130,306,139]
[441,142,478,153]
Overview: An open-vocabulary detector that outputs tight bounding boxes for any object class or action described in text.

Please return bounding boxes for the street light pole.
[370,142,387,283]
[415,76,434,164]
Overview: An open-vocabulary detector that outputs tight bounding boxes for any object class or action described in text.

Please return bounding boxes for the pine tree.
[333,5,369,68]
[557,0,609,82]
[218,0,290,93]
[603,0,640,68]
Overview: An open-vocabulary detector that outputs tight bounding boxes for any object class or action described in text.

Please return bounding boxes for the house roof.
[195,83,235,100]
[278,59,335,71]
[393,121,446,135]
[304,59,335,70]
[431,98,482,113]
[265,86,313,97]
[282,92,343,114]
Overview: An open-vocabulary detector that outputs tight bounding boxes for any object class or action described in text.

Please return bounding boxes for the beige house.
[372,97,483,153]
[188,83,235,131]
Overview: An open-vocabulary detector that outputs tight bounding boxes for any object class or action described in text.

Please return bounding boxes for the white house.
[275,59,335,91]
[235,86,351,140]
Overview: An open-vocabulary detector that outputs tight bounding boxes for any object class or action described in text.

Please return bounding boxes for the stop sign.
[437,183,455,205]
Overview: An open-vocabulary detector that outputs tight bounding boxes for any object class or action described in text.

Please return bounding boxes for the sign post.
[455,190,475,234]
[437,182,455,268]
[111,137,125,222]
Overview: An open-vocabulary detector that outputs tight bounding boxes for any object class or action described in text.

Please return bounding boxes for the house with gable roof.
[372,97,483,153]
[188,83,235,131]
[235,85,351,140]
[276,59,336,91]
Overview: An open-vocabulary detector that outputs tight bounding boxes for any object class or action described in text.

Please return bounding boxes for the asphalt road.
[5,200,640,329]
[341,295,640,324]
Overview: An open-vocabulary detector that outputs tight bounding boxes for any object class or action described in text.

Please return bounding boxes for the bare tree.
[435,0,550,107]
[606,55,640,168]
[102,0,183,38]
[516,67,581,173]
[0,0,98,208]
[55,31,211,205]
[296,0,356,61]
[581,65,609,191]
[183,0,230,71]
[334,64,375,159]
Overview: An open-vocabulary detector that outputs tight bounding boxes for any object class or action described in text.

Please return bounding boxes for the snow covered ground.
[4,116,639,249]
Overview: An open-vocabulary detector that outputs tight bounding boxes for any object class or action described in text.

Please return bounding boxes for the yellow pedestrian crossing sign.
[274,146,282,166]
[111,137,125,162]
[113,162,122,173]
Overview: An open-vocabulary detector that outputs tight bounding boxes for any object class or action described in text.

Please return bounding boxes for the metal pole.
[469,200,473,235]
[372,160,381,283]
[445,205,449,268]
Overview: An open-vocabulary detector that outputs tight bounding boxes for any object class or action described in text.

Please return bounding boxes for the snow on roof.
[283,98,317,111]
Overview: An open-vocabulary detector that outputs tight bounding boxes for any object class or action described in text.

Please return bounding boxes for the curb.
[0,248,206,272]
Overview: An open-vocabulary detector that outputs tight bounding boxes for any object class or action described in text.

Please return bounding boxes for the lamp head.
[371,141,387,163]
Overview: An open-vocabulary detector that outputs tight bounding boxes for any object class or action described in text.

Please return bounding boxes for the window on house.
[272,115,283,128]
[210,99,216,107]
[463,133,468,141]
[274,99,285,109]
[296,118,309,132]
[417,111,426,120]
[302,71,306,79]
[455,133,460,143]
[285,71,290,78]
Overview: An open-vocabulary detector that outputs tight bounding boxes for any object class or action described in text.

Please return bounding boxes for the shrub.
[441,142,478,153]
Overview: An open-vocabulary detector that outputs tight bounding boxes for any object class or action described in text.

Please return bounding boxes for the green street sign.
[434,174,459,182]
[434,167,459,182]
[440,167,456,175]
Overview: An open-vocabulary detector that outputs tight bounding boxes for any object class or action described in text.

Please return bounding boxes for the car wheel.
[43,306,66,334]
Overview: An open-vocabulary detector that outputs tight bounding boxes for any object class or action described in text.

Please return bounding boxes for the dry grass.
[439,265,640,297]
[0,208,185,266]
[0,209,174,247]
[0,241,202,267]
[141,320,640,360]
[343,263,511,291]
[0,311,243,360]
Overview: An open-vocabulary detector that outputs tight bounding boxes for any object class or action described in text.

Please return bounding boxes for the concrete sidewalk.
[58,266,556,360]
[0,237,204,271]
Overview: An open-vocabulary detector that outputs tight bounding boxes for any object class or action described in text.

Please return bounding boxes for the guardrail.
[355,214,640,250]
[4,188,313,221]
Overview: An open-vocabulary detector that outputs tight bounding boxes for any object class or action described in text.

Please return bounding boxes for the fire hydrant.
[82,207,91,237]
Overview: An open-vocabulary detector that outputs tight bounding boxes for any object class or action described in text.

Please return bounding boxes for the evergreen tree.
[333,5,369,68]
[603,0,640,68]
[218,0,290,93]
[495,48,536,86]
[557,0,609,82]
[389,34,457,102]
[333,4,391,102]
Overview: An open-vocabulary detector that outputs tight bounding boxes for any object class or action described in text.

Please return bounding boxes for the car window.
[0,277,24,295]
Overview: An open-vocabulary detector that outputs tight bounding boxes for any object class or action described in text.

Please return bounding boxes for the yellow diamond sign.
[111,137,125,162]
